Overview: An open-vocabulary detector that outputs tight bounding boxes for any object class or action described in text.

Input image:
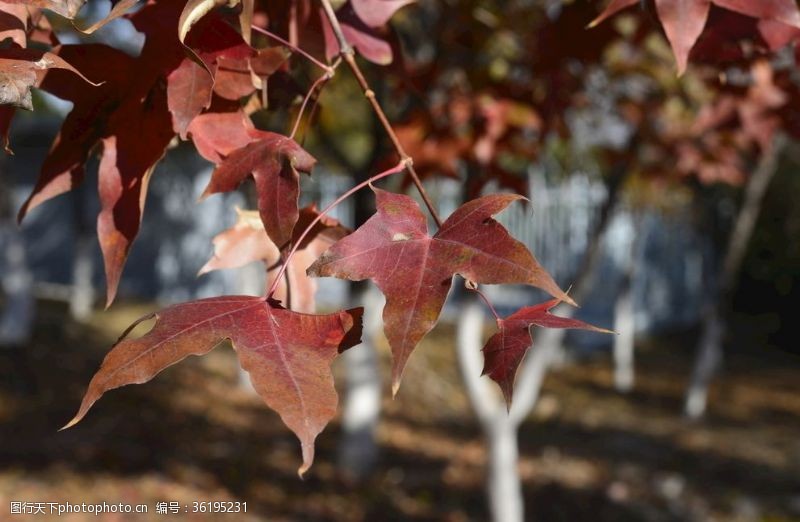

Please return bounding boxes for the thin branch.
[251,25,332,73]
[317,0,444,228]
[266,161,409,299]
[290,68,335,139]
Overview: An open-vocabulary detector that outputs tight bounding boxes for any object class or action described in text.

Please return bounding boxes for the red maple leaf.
[62,296,363,476]
[201,132,317,249]
[591,0,800,74]
[482,299,612,406]
[16,0,191,307]
[308,187,573,392]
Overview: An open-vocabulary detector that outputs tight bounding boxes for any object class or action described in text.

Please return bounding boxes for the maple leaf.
[0,47,96,110]
[62,296,363,475]
[200,206,348,313]
[17,0,227,307]
[170,9,273,138]
[201,132,317,249]
[591,0,800,74]
[186,110,257,163]
[482,299,612,407]
[307,187,573,392]
[212,47,289,101]
[16,40,177,308]
[167,58,213,139]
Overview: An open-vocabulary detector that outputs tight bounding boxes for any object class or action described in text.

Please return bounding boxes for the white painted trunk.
[613,285,635,393]
[456,300,524,522]
[0,224,34,346]
[486,420,524,522]
[685,308,723,418]
[337,286,383,480]
[613,218,639,393]
[69,234,96,321]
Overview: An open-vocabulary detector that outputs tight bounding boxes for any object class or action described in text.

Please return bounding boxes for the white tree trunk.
[457,299,523,522]
[486,421,524,522]
[337,285,383,480]
[455,162,630,521]
[685,307,723,418]
[613,213,641,393]
[69,234,95,321]
[0,223,34,346]
[613,285,635,392]
[684,135,785,418]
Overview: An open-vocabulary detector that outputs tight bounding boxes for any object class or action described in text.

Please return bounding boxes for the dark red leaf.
[186,110,257,164]
[201,133,316,249]
[62,296,363,475]
[19,0,189,306]
[482,299,612,407]
[308,187,573,392]
[167,57,213,138]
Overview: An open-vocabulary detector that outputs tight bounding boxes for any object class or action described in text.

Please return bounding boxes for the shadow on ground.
[0,301,798,521]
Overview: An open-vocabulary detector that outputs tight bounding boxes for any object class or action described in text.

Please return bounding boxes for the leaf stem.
[317,0,444,228]
[266,161,409,300]
[289,60,339,140]
[251,25,332,73]
[466,281,501,322]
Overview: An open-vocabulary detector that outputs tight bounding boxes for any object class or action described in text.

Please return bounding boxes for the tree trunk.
[455,160,631,521]
[337,284,383,481]
[69,184,96,321]
[511,165,627,410]
[613,211,642,393]
[0,165,34,346]
[456,298,524,522]
[613,279,635,392]
[684,135,785,418]
[70,233,95,321]
[0,223,34,346]
[486,420,524,522]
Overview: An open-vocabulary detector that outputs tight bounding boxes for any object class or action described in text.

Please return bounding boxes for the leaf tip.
[297,464,309,479]
[58,414,82,432]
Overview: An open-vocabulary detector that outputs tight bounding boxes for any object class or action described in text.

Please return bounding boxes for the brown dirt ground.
[0,300,798,521]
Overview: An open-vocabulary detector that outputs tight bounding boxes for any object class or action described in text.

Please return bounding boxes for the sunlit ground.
[0,300,798,521]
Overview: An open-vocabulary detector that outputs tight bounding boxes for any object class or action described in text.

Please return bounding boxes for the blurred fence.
[1,125,712,341]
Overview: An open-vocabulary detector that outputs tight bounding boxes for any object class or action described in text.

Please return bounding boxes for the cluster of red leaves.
[592,0,800,74]
[4,0,800,474]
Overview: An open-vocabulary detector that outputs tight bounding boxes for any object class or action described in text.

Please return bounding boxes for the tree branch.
[317,0,444,228]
